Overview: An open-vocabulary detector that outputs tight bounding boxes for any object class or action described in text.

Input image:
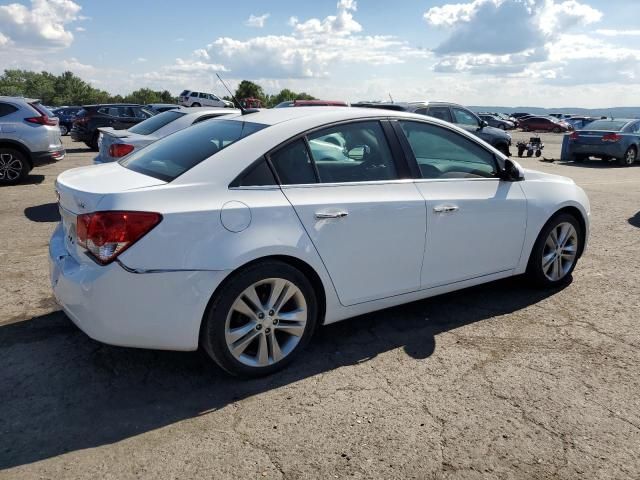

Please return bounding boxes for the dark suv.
[71,104,155,150]
[353,101,512,155]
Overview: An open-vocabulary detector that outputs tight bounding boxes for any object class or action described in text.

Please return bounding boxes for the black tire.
[499,124,507,130]
[59,125,68,136]
[200,260,318,377]
[618,146,636,167]
[553,127,561,133]
[89,132,100,151]
[535,150,542,157]
[191,102,201,107]
[526,213,583,288]
[495,143,510,156]
[573,155,587,163]
[0,148,30,185]
[526,149,533,157]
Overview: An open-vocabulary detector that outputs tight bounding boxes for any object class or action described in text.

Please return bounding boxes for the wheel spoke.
[277,308,306,323]
[266,278,288,310]
[557,224,570,247]
[242,285,264,312]
[257,333,269,366]
[542,252,556,270]
[227,321,257,343]
[268,332,283,362]
[233,296,259,320]
[230,329,260,357]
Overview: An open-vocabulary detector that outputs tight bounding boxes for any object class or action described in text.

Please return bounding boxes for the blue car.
[562,118,640,166]
[51,106,82,136]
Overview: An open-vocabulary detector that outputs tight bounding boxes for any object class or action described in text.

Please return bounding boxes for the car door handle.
[315,211,349,219]
[433,205,459,213]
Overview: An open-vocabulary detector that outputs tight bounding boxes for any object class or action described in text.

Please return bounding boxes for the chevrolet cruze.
[50,107,590,377]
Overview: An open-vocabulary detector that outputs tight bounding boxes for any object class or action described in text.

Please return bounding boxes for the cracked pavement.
[1,134,639,479]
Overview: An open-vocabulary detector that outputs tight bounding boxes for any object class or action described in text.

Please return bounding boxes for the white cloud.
[0,0,82,48]
[134,57,147,63]
[0,31,11,46]
[596,29,640,37]
[244,13,270,28]
[170,0,427,80]
[75,26,85,32]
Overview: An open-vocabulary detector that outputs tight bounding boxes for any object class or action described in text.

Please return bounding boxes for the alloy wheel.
[541,222,578,281]
[224,278,307,367]
[0,153,23,182]
[625,148,636,165]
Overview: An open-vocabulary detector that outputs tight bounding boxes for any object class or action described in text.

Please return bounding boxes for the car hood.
[483,125,511,139]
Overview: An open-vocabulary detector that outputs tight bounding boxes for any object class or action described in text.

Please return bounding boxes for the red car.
[519,116,572,133]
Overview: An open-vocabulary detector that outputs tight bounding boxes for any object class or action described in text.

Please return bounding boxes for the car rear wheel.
[499,124,506,130]
[0,148,30,185]
[553,127,562,133]
[89,132,100,151]
[192,102,201,107]
[59,125,68,136]
[526,213,582,288]
[618,146,636,166]
[201,260,318,377]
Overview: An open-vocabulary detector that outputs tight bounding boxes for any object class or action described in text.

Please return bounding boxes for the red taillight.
[108,143,135,158]
[77,211,162,264]
[569,131,579,140]
[25,116,58,126]
[602,133,622,142]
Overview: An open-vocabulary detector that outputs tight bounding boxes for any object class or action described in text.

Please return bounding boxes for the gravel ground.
[1,133,639,479]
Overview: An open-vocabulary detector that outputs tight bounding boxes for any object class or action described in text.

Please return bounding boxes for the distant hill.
[469,106,640,118]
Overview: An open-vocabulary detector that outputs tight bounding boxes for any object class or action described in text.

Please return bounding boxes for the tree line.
[0,70,315,108]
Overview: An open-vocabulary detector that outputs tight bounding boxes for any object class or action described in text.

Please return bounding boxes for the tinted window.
[236,159,277,187]
[307,121,398,183]
[426,107,453,123]
[190,92,199,97]
[399,121,497,179]
[585,120,629,131]
[270,139,317,185]
[0,103,18,117]
[121,119,267,182]
[199,92,208,99]
[192,113,229,124]
[180,90,189,96]
[452,107,479,126]
[128,110,185,135]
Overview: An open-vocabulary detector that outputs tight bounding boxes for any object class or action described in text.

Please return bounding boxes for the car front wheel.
[526,213,582,287]
[201,260,318,377]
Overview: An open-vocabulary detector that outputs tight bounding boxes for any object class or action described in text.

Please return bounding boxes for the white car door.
[270,120,427,306]
[396,120,527,288]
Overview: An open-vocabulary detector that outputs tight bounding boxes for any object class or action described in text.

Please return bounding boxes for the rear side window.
[426,107,453,123]
[121,119,267,182]
[235,159,277,187]
[269,139,317,185]
[128,110,185,135]
[190,92,199,97]
[180,90,190,96]
[0,103,18,117]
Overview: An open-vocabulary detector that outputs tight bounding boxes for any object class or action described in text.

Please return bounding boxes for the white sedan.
[50,107,590,377]
[94,107,238,164]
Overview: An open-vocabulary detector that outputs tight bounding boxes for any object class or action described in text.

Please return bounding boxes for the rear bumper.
[566,142,626,159]
[49,223,229,351]
[31,148,65,166]
[70,127,91,143]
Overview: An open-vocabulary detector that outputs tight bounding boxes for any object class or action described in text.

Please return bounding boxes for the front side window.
[307,121,398,183]
[199,92,209,99]
[452,108,479,126]
[269,139,317,185]
[121,119,267,182]
[399,121,497,179]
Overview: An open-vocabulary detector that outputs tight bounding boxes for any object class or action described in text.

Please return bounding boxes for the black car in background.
[478,113,515,130]
[70,104,155,150]
[51,106,82,136]
[353,101,512,156]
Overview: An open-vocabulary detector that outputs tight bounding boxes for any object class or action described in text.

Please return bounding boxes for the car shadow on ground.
[554,159,639,169]
[0,277,566,470]
[629,212,640,228]
[64,147,91,154]
[0,174,45,187]
[24,202,61,222]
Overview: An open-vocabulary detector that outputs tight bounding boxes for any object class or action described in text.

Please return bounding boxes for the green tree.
[234,80,266,105]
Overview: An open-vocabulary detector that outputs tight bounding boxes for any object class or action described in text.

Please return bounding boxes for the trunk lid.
[572,130,621,145]
[96,128,152,163]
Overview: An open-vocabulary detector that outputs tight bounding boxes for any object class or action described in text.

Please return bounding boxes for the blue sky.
[1,0,639,107]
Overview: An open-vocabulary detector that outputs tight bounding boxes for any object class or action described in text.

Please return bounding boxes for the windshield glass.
[128,110,185,135]
[120,119,267,182]
[581,120,628,131]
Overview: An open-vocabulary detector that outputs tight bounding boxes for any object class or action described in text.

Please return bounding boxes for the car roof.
[82,103,143,108]
[181,107,240,115]
[221,106,447,127]
[0,96,39,103]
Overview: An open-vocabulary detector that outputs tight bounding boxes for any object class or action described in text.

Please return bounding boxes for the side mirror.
[502,158,524,181]
[480,120,489,128]
[347,144,370,160]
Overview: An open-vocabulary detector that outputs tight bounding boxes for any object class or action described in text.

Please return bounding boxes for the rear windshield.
[120,119,267,182]
[580,120,628,131]
[128,110,185,135]
[180,90,190,96]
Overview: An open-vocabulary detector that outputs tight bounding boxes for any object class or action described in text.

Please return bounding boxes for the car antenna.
[216,73,257,115]
[388,93,394,103]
